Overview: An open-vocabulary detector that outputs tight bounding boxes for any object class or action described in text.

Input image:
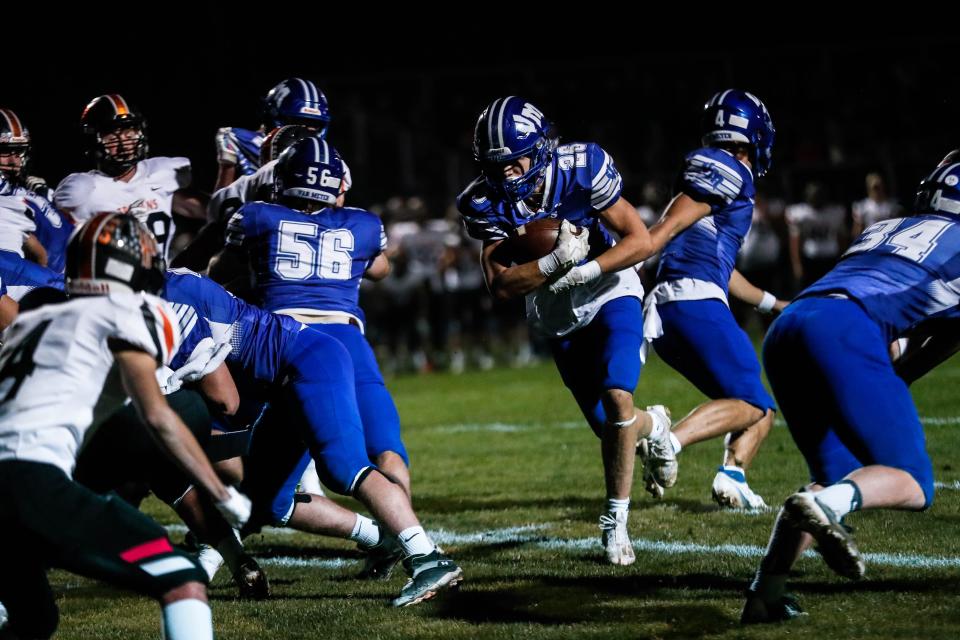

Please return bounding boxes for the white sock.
[397,526,435,557]
[815,481,862,519]
[670,433,682,455]
[350,514,381,547]
[196,545,224,582]
[162,598,212,640]
[606,497,630,515]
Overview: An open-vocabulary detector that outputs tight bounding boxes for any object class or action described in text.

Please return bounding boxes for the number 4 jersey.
[225,201,386,329]
[801,214,960,342]
[53,157,191,260]
[0,292,180,476]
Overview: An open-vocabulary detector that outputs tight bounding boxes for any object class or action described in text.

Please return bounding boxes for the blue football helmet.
[915,152,960,217]
[263,78,331,138]
[473,96,557,203]
[274,136,344,207]
[701,90,775,177]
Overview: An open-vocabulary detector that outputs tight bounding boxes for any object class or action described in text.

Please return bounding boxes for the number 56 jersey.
[225,201,386,328]
[0,292,179,476]
[802,213,960,342]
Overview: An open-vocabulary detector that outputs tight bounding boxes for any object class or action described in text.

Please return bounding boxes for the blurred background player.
[851,172,903,238]
[213,78,346,191]
[0,108,73,273]
[53,94,205,261]
[742,153,960,623]
[0,213,250,640]
[642,90,787,509]
[457,96,673,566]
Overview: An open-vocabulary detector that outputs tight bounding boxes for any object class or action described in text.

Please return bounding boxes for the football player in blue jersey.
[0,109,74,273]
[741,154,960,623]
[210,136,410,495]
[457,96,673,566]
[641,90,786,509]
[213,78,333,191]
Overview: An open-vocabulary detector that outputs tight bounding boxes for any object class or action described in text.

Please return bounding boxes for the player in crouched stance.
[742,154,960,623]
[0,213,250,639]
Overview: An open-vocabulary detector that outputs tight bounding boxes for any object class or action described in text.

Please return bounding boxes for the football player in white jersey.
[53,94,205,261]
[0,212,250,640]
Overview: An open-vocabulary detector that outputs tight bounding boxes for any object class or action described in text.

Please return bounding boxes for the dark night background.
[5,18,958,214]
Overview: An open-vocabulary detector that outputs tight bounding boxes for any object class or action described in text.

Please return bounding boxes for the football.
[508,218,582,263]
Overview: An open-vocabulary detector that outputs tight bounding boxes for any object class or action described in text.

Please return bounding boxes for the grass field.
[49,349,960,639]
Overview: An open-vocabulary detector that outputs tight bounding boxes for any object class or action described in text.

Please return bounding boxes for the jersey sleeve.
[0,197,36,234]
[165,301,212,371]
[456,179,509,242]
[224,204,258,248]
[677,150,746,208]
[142,157,192,192]
[587,144,623,211]
[53,173,96,220]
[111,293,181,366]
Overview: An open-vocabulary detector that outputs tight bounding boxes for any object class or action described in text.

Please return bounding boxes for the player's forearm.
[214,163,237,192]
[24,234,47,267]
[729,269,786,313]
[596,230,652,273]
[490,261,547,300]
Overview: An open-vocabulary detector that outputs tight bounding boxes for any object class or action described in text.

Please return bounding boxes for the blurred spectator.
[734,192,786,327]
[786,182,848,291]
[851,172,902,238]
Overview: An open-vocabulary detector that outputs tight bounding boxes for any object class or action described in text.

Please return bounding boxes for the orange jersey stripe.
[155,305,175,358]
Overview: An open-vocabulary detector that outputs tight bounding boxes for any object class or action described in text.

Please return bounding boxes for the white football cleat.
[783,491,865,580]
[712,467,768,510]
[599,511,636,566]
[637,405,677,495]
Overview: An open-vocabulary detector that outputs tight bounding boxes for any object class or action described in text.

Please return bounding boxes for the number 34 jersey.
[226,201,386,326]
[53,157,191,260]
[801,213,960,342]
[0,292,180,476]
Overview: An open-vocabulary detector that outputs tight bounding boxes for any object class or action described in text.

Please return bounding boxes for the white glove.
[215,127,239,165]
[215,486,251,529]
[548,260,603,294]
[537,220,591,276]
[178,339,233,384]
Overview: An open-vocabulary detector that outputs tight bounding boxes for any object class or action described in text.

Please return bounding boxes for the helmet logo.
[946,175,959,187]
[273,83,292,106]
[513,103,545,139]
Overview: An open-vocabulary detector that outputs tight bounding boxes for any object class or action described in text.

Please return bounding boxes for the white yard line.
[180,523,960,572]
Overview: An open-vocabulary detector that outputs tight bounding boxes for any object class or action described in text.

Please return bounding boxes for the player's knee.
[367,439,409,467]
[146,550,209,595]
[316,459,375,496]
[600,388,635,422]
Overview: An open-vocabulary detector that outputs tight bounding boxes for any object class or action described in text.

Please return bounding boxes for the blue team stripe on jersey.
[694,216,719,237]
[591,175,622,210]
[684,172,738,203]
[591,152,612,188]
[170,302,198,339]
[691,155,744,188]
